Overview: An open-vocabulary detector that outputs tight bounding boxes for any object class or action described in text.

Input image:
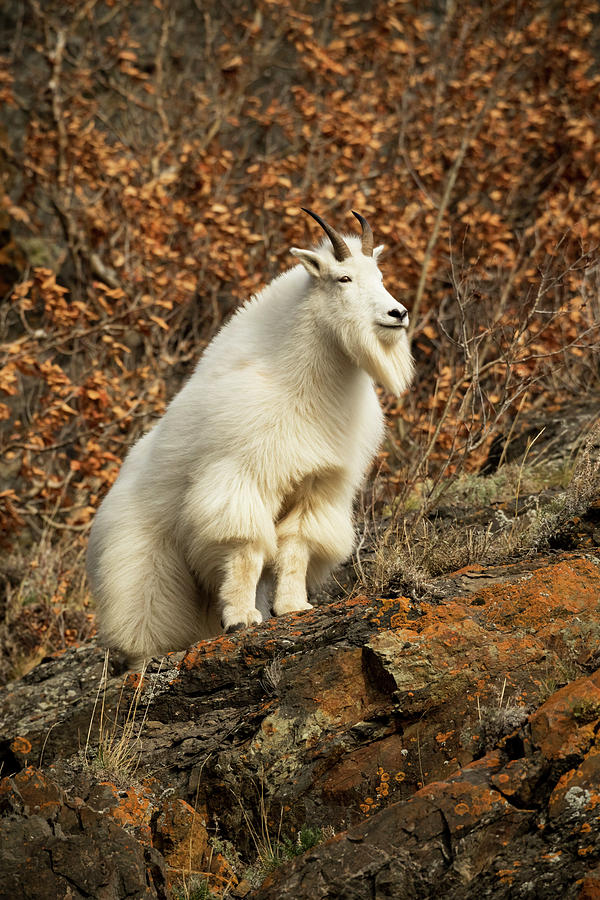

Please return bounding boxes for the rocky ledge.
[1,543,600,898]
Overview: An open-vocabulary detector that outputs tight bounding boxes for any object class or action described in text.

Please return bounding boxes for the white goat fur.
[87,217,414,666]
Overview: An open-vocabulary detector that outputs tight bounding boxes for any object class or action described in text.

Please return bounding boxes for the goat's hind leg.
[220,542,265,633]
[273,482,355,619]
[272,534,313,616]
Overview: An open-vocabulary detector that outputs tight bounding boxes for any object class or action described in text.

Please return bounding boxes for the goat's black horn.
[301,208,351,262]
[352,210,374,257]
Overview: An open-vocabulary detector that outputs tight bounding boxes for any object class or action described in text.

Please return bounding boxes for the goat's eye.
[338,275,352,283]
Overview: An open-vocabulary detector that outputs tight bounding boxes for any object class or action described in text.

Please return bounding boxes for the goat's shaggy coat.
[87,211,414,666]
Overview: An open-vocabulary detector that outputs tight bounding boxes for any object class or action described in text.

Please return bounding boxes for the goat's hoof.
[221,608,263,633]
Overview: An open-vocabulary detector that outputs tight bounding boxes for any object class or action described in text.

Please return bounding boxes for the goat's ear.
[290,248,325,279]
[373,244,386,261]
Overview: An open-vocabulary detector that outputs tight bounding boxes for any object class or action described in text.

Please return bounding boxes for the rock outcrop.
[1,538,600,897]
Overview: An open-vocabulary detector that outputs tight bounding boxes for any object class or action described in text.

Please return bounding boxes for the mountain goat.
[87,209,414,668]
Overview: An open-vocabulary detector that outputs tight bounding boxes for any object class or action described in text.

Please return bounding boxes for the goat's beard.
[340,323,414,397]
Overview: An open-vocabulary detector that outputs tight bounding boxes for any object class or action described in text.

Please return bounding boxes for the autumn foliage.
[1,0,599,665]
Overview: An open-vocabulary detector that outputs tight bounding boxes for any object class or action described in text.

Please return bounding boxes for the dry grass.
[227,776,332,889]
[84,651,158,781]
[517,423,600,554]
[171,875,216,900]
[355,421,600,600]
[0,526,93,684]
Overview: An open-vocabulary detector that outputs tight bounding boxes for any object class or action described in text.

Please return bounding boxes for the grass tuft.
[84,651,159,780]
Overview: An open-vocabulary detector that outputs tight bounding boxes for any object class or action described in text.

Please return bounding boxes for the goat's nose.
[388,307,408,324]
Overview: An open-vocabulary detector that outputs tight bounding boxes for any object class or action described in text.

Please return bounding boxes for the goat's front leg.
[220,542,265,633]
[272,533,313,617]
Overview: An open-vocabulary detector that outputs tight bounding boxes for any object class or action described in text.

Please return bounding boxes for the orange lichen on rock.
[153,797,236,891]
[0,766,62,816]
[300,647,365,722]
[577,869,600,900]
[321,733,407,803]
[107,786,152,836]
[529,669,600,760]
[181,636,239,669]
[10,736,32,756]
[84,781,154,845]
[456,556,600,633]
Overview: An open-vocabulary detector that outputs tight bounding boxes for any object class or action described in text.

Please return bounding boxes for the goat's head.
[291,208,409,350]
